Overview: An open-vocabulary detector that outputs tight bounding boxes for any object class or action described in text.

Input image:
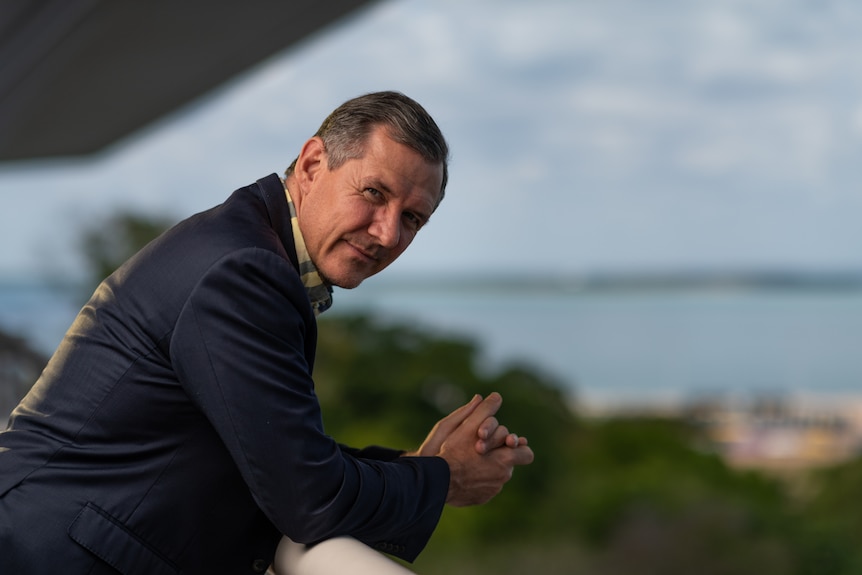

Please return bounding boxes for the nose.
[369,209,401,249]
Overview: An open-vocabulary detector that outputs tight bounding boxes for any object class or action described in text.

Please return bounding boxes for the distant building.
[688,396,862,471]
[0,328,46,423]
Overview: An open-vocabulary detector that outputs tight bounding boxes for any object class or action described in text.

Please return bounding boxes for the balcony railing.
[272,536,418,575]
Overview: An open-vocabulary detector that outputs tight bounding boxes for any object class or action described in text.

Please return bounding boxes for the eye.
[363,187,383,200]
[403,212,423,232]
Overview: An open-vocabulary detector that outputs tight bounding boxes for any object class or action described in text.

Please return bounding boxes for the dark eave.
[0,0,378,162]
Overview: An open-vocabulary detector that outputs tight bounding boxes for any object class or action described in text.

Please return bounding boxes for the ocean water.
[0,282,82,355]
[335,284,862,407]
[2,281,861,407]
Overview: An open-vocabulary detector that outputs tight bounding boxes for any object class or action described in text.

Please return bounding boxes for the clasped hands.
[406,392,534,507]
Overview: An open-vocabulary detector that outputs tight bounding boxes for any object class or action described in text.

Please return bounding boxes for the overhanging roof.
[0,0,379,162]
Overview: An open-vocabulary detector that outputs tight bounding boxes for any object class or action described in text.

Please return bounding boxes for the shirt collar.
[283,182,333,316]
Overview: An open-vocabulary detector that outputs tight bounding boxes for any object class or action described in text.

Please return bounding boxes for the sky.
[2,0,862,282]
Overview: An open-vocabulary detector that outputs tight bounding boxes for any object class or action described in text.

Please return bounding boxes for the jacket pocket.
[67,502,179,575]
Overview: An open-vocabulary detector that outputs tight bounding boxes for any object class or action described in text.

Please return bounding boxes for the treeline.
[315,313,862,575]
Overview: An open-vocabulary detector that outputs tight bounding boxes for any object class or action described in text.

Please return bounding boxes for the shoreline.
[578,387,862,416]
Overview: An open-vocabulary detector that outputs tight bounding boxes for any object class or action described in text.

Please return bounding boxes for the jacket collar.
[256,173,300,272]
[255,173,333,315]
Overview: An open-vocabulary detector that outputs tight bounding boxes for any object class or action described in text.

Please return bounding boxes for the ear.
[294,137,326,191]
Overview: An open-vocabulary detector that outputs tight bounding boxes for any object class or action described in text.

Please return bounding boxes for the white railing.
[272,536,418,575]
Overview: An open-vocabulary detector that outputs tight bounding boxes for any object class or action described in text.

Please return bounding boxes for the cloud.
[4,0,862,279]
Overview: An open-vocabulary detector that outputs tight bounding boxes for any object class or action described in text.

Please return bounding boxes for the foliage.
[790,457,862,574]
[315,313,577,545]
[316,312,862,575]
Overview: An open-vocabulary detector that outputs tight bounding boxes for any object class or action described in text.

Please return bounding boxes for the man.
[0,91,533,574]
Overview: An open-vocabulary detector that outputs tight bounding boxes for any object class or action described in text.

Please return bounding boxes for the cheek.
[392,233,416,257]
[402,226,420,245]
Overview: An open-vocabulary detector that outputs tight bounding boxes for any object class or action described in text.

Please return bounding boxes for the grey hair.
[285,91,449,206]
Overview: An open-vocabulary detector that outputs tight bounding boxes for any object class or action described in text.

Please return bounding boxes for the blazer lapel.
[255,173,299,272]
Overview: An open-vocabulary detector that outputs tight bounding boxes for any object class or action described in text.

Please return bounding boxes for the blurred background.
[3,1,862,573]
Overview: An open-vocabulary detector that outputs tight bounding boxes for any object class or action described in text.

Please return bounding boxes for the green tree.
[314,313,819,575]
[568,417,796,575]
[791,456,862,574]
[315,313,579,550]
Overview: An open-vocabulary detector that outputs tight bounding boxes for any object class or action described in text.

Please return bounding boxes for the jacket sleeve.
[169,247,448,562]
[340,445,405,461]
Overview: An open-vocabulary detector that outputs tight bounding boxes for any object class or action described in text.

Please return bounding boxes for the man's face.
[296,125,444,289]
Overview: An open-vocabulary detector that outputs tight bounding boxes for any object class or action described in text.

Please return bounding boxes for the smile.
[347,242,380,263]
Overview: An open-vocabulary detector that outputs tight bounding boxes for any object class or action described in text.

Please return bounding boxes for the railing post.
[272,535,418,575]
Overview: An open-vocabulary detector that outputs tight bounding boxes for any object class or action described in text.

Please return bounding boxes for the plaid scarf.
[283,183,333,316]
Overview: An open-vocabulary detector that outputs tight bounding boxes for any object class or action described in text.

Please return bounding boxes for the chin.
[322,262,384,290]
[331,278,363,290]
[321,271,367,290]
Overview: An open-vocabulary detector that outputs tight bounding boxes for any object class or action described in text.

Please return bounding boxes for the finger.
[482,445,534,481]
[475,424,510,454]
[416,394,483,457]
[435,394,483,436]
[457,392,502,437]
[504,434,529,448]
[476,416,499,440]
[512,445,535,466]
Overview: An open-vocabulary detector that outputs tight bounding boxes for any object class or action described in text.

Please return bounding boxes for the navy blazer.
[0,174,449,575]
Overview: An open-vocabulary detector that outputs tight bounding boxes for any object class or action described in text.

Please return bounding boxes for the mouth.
[347,241,381,264]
